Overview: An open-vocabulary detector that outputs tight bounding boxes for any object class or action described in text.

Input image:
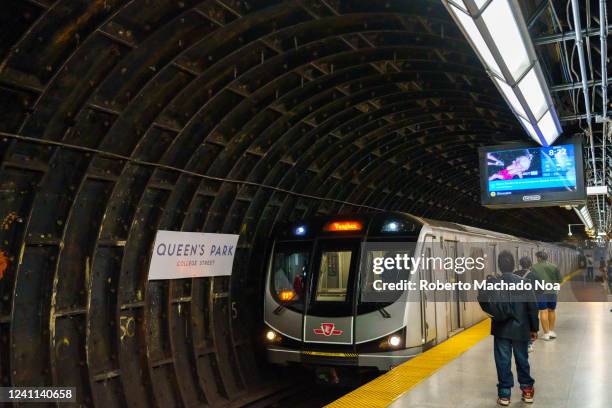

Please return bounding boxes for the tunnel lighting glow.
[388,335,402,347]
[537,110,559,146]
[294,226,307,236]
[481,0,530,80]
[278,290,295,302]
[266,330,277,341]
[576,206,594,230]
[517,68,548,119]
[324,221,363,232]
[518,116,539,142]
[442,0,562,146]
[448,5,501,77]
[494,77,526,118]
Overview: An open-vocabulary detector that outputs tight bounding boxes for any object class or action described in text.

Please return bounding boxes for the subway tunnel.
[0,0,580,406]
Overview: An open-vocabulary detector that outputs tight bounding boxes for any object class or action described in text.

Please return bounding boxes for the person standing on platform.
[514,256,536,353]
[586,256,594,281]
[479,251,538,406]
[531,251,562,341]
[606,259,612,295]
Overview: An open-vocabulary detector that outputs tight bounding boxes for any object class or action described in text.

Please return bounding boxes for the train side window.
[470,247,485,281]
[315,250,352,302]
[271,245,310,304]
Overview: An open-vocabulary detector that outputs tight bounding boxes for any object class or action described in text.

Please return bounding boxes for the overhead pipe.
[600,0,608,233]
[600,0,608,119]
[571,0,598,186]
[549,76,612,92]
[533,24,612,45]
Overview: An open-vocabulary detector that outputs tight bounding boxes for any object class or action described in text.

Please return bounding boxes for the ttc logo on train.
[313,323,343,336]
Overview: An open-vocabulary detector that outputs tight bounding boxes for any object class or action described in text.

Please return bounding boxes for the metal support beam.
[534,24,612,45]
[600,0,608,201]
[600,0,608,119]
[527,0,550,29]
[560,113,590,121]
[571,0,598,196]
[550,77,612,92]
[570,0,593,127]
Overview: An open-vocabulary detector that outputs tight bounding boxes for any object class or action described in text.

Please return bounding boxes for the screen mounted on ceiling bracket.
[478,137,586,209]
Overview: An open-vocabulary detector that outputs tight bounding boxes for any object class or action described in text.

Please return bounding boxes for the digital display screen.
[485,144,577,196]
[478,140,585,208]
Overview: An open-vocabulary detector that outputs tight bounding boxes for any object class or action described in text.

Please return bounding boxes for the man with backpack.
[478,250,539,406]
[514,256,536,353]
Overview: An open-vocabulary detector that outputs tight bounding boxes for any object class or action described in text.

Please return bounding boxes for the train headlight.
[383,221,399,232]
[388,335,402,348]
[266,330,277,342]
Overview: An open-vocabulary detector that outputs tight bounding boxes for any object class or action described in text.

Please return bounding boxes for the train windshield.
[271,243,311,307]
[358,248,411,313]
[315,250,352,302]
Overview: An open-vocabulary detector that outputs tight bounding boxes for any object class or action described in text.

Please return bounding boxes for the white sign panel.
[148,230,239,280]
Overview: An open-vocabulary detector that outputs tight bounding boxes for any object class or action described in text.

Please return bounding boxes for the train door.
[421,238,437,343]
[444,240,461,333]
[432,236,450,342]
[489,244,498,276]
[303,240,359,345]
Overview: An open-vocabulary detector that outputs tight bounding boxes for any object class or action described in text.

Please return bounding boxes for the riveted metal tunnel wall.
[0,0,576,407]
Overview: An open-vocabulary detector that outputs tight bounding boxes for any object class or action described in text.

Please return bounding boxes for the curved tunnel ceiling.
[0,0,579,406]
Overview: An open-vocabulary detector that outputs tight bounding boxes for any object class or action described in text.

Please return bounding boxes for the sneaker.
[549,331,557,339]
[541,332,552,341]
[497,397,511,406]
[522,386,535,403]
[528,343,534,353]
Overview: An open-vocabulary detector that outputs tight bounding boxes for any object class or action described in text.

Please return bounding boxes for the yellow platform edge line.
[561,268,582,284]
[328,268,582,408]
[326,319,491,408]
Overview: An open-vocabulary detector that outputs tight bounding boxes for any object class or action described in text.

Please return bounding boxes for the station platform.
[330,271,612,408]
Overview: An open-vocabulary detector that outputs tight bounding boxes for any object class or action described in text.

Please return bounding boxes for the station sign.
[148,230,239,280]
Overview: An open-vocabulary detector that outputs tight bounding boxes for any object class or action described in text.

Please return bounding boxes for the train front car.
[263,213,424,372]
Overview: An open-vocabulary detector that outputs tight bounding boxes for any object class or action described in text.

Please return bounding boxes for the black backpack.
[477,275,516,322]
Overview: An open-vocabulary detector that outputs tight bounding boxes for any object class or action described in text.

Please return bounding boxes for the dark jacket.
[490,272,539,341]
[514,268,537,293]
[514,268,534,282]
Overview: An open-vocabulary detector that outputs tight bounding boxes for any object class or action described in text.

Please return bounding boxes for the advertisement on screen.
[479,140,585,208]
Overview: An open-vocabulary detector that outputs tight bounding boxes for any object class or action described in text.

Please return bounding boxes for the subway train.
[263,212,580,371]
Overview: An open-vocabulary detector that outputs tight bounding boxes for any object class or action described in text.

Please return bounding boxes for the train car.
[263,212,579,372]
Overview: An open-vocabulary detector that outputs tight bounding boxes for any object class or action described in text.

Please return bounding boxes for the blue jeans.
[587,267,594,280]
[494,337,534,398]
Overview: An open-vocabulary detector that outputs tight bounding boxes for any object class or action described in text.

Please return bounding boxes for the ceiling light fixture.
[575,206,594,230]
[442,0,562,146]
